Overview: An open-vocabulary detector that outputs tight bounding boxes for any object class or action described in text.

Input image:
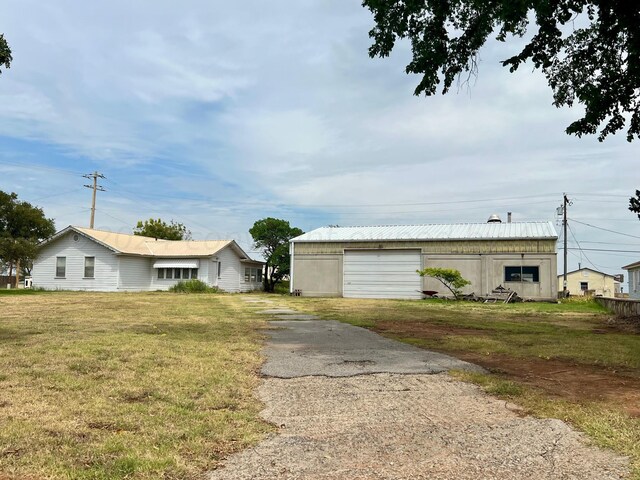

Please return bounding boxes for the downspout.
[289,241,294,294]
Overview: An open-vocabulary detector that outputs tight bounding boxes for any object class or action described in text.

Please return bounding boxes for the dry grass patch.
[0,292,272,479]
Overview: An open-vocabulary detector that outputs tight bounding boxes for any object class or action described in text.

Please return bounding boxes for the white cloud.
[0,0,638,270]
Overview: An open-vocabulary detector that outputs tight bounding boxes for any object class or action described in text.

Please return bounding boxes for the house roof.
[43,226,258,260]
[291,221,558,243]
[557,267,617,279]
[622,260,640,270]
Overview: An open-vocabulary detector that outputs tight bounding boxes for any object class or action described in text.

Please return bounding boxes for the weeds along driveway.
[209,303,628,480]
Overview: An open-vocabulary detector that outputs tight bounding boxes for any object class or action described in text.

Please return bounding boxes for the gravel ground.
[207,306,628,479]
[209,374,628,480]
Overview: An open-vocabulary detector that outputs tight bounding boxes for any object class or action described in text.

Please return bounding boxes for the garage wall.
[292,254,342,297]
[421,255,482,295]
[291,243,557,301]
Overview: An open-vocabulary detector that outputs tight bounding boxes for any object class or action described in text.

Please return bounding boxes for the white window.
[158,269,165,279]
[217,262,222,278]
[244,267,262,283]
[191,268,198,279]
[166,268,173,279]
[84,257,95,278]
[56,257,66,278]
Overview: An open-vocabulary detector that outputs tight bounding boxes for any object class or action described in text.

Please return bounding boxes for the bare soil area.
[375,321,640,417]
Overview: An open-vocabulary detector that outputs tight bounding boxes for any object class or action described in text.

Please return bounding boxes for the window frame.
[55,256,66,278]
[504,265,540,283]
[217,261,222,278]
[84,256,95,278]
[158,268,165,279]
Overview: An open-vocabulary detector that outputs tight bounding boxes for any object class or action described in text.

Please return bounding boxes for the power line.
[568,218,640,239]
[0,159,84,176]
[562,247,640,253]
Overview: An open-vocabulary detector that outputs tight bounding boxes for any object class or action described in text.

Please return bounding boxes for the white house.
[32,226,264,292]
[290,219,558,301]
[623,260,640,300]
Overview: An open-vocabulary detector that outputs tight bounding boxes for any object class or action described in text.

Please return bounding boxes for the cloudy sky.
[1,1,639,277]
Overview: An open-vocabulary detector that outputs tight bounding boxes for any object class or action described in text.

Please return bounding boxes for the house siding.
[629,267,640,300]
[216,247,241,292]
[118,256,152,291]
[32,231,119,291]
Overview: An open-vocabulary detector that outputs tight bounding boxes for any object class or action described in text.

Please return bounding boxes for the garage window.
[505,266,539,283]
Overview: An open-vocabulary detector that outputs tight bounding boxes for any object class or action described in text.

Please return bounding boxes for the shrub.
[169,280,219,293]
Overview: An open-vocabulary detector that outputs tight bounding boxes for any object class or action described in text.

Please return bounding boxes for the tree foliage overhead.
[363,0,640,141]
[249,217,303,293]
[417,267,471,299]
[630,189,640,219]
[133,218,191,240]
[0,34,11,74]
[0,191,56,278]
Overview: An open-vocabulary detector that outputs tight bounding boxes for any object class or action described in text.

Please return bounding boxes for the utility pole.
[83,171,106,229]
[562,193,572,297]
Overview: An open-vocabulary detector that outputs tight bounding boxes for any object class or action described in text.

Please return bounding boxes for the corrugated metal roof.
[291,222,558,242]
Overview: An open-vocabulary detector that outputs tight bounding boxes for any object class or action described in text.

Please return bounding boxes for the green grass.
[0,292,272,479]
[169,279,220,293]
[275,296,640,370]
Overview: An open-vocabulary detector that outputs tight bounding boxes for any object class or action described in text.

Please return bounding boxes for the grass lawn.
[0,292,272,479]
[275,295,640,479]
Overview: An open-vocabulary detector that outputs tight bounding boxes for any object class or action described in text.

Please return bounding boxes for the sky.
[0,1,639,279]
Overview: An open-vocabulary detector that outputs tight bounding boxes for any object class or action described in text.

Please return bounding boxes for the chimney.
[507,212,512,223]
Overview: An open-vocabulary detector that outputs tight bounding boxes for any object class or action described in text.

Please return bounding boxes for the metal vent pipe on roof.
[487,214,502,223]
[507,212,512,223]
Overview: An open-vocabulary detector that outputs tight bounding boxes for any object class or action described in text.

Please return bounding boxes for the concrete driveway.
[208,306,628,480]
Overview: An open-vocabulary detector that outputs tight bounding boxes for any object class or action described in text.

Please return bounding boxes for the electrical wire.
[568,218,640,239]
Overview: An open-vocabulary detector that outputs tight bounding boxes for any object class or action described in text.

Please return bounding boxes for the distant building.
[558,268,620,297]
[622,261,640,300]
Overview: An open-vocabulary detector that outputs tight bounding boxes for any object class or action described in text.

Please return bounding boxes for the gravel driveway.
[208,314,628,480]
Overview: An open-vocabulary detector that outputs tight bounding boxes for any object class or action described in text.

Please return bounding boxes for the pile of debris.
[460,285,522,303]
[482,285,522,303]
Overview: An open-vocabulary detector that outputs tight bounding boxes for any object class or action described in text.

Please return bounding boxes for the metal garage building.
[289,219,558,301]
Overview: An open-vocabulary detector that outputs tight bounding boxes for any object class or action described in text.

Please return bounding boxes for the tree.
[630,190,640,219]
[417,267,471,299]
[363,1,640,141]
[0,34,11,74]
[249,218,303,293]
[133,218,191,240]
[0,191,56,286]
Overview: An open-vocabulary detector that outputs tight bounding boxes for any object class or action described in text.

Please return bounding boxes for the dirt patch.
[375,321,640,417]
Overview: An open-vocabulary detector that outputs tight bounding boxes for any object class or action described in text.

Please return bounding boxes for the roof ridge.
[324,221,552,228]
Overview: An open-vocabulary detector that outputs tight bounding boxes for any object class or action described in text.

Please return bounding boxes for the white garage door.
[343,250,422,299]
